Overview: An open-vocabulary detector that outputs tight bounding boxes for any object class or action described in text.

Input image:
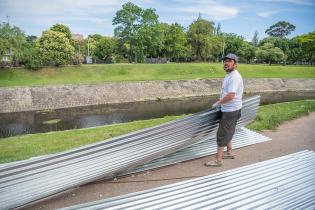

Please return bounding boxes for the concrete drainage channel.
[1,95,268,209]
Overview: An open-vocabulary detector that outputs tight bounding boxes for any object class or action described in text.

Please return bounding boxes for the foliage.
[222,33,244,56]
[251,30,259,47]
[265,21,296,38]
[164,23,187,61]
[259,36,289,55]
[239,41,256,63]
[50,23,72,41]
[297,31,315,63]
[187,18,215,61]
[0,22,27,66]
[255,42,286,65]
[94,36,116,63]
[22,45,44,70]
[113,2,143,62]
[37,30,75,66]
[1,5,314,69]
[71,52,84,65]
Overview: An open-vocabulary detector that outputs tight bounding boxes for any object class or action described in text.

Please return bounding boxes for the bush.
[71,53,84,65]
[23,47,44,70]
[37,30,74,66]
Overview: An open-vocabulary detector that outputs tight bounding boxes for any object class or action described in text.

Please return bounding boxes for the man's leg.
[205,143,225,167]
[216,146,224,162]
[227,142,233,154]
[205,111,226,167]
[222,141,235,159]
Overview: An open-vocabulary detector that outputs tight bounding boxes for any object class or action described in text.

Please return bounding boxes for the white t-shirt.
[220,69,244,112]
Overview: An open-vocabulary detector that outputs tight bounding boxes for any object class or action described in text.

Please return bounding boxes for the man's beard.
[224,67,234,73]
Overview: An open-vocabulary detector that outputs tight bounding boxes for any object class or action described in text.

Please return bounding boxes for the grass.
[1,99,315,164]
[246,99,315,131]
[0,115,187,164]
[0,63,315,87]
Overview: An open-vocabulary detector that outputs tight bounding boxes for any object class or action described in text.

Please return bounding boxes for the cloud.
[257,10,283,18]
[260,0,315,5]
[172,2,239,21]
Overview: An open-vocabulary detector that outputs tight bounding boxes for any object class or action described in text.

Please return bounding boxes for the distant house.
[72,33,84,42]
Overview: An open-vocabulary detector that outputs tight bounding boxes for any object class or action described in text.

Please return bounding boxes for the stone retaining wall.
[1,79,315,113]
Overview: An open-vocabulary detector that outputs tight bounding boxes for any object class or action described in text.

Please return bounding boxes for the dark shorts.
[216,109,242,147]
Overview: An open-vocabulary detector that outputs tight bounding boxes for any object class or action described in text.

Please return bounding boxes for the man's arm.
[213,92,235,107]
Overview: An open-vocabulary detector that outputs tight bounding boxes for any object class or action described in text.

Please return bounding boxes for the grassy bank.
[1,99,315,164]
[246,99,315,131]
[0,115,187,164]
[1,63,315,87]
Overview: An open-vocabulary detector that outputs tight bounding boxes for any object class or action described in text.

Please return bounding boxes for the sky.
[0,0,314,41]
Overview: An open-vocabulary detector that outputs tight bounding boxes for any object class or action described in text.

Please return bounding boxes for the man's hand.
[212,101,221,108]
[212,93,235,108]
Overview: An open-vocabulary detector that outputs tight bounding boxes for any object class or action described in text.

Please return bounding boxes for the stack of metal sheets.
[0,96,263,209]
[62,150,315,210]
[123,127,271,175]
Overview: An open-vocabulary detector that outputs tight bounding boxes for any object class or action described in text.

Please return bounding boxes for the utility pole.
[6,15,10,24]
[222,39,225,63]
[87,37,90,56]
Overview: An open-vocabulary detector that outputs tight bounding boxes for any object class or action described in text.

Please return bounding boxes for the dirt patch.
[20,112,315,210]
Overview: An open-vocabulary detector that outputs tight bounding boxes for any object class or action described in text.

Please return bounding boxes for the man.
[205,53,244,167]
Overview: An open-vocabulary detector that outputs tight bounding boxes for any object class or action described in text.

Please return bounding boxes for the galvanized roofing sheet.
[62,150,315,210]
[123,127,271,175]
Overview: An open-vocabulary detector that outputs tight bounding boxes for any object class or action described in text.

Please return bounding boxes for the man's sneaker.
[222,152,235,159]
[204,160,223,167]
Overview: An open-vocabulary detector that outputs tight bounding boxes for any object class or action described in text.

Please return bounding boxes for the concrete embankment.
[1,78,315,113]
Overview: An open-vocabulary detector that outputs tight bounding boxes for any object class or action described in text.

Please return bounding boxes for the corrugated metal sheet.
[62,150,315,210]
[122,127,271,175]
[0,96,262,209]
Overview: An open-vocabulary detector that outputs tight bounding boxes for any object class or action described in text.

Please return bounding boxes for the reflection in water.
[0,96,216,138]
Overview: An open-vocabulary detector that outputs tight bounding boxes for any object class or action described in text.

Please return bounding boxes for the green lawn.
[246,99,315,131]
[1,99,314,164]
[1,63,315,87]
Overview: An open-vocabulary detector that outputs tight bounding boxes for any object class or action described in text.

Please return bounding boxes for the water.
[0,96,217,138]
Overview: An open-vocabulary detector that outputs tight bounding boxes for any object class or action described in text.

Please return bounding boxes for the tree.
[222,33,245,56]
[215,23,222,36]
[240,41,256,63]
[251,30,259,47]
[265,21,296,38]
[187,18,215,61]
[297,31,315,64]
[26,35,37,45]
[113,2,143,62]
[255,42,286,65]
[287,37,304,64]
[135,8,160,62]
[37,30,75,66]
[0,22,27,66]
[22,45,44,70]
[259,36,290,55]
[94,36,116,63]
[50,23,72,41]
[164,23,187,61]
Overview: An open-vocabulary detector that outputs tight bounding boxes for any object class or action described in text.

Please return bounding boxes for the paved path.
[21,112,315,210]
